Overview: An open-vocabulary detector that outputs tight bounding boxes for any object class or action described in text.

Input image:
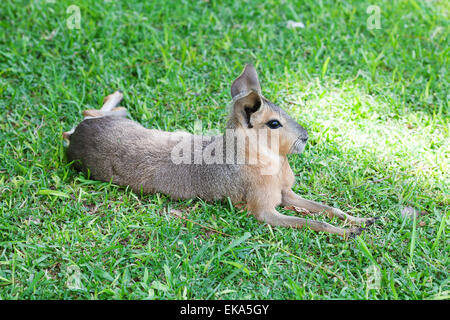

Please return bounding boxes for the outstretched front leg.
[281,189,377,226]
[252,208,363,240]
[246,192,363,240]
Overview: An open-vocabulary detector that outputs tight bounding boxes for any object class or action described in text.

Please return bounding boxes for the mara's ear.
[230,64,264,128]
[231,90,263,129]
[231,64,263,128]
[231,64,261,98]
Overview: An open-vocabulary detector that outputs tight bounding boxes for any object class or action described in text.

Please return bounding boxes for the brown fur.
[64,64,377,239]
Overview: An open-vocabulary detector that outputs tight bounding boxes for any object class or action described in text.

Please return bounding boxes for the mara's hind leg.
[101,91,124,112]
[82,106,127,118]
[83,91,126,119]
[63,91,126,144]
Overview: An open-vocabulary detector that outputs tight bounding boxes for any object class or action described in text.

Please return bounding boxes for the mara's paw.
[345,226,365,240]
[350,216,380,227]
[365,217,380,227]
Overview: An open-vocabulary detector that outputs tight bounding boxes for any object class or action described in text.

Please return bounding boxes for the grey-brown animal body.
[68,116,246,202]
[65,64,377,239]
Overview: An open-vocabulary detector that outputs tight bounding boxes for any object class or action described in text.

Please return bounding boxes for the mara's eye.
[266,119,282,129]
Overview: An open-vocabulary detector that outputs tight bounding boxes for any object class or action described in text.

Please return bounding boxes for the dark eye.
[266,119,282,129]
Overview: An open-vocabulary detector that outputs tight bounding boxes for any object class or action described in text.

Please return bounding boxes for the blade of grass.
[432,211,448,251]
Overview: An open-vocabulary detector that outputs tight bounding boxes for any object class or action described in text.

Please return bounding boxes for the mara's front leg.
[281,189,377,226]
[251,208,363,240]
[245,191,363,240]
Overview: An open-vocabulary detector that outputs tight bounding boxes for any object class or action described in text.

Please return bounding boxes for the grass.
[0,0,448,299]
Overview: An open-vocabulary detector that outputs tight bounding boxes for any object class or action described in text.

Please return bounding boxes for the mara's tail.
[63,91,126,144]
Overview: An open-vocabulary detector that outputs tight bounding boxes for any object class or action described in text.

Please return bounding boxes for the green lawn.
[0,0,448,299]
